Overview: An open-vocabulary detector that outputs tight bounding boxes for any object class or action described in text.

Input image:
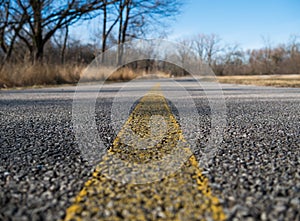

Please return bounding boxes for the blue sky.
[70,0,300,50]
[169,0,300,49]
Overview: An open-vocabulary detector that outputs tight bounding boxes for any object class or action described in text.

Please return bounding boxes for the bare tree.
[261,35,274,74]
[5,0,112,63]
[61,25,69,65]
[0,0,27,64]
[100,0,120,62]
[287,34,300,73]
[53,25,69,64]
[191,33,222,66]
[177,38,193,65]
[114,0,182,65]
[214,43,244,75]
[203,34,222,66]
[192,34,206,61]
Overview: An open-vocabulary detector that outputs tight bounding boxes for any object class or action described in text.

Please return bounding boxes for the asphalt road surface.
[0,78,299,221]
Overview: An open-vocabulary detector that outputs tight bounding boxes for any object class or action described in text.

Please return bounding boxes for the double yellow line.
[65,84,226,221]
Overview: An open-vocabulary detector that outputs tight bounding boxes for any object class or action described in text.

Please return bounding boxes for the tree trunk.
[34,42,44,64]
[61,26,69,64]
[117,0,124,65]
[117,0,131,66]
[101,0,107,63]
[32,0,44,64]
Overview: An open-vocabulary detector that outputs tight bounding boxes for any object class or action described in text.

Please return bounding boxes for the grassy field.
[217,75,300,88]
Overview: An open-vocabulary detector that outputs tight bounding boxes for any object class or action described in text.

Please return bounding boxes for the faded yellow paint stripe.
[64,84,226,221]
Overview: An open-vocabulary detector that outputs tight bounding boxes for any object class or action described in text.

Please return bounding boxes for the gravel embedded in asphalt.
[0,80,299,220]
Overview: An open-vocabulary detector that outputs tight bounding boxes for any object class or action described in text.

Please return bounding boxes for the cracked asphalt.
[0,78,299,221]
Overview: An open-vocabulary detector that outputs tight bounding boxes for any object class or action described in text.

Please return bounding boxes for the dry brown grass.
[136,71,171,79]
[7,62,298,89]
[0,63,167,88]
[217,75,300,88]
[0,63,84,88]
[79,67,171,82]
[78,66,140,82]
[0,64,143,88]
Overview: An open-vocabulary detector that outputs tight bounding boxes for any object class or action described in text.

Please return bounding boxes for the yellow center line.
[64,84,226,221]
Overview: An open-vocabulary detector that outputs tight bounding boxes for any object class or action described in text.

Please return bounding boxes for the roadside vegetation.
[217,75,300,88]
[0,1,299,88]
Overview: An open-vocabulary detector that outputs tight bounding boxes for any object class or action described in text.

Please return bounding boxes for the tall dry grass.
[217,75,300,87]
[0,63,84,88]
[0,63,154,88]
[79,66,138,82]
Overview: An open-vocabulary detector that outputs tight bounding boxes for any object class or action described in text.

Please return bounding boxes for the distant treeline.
[2,32,299,77]
[175,34,300,76]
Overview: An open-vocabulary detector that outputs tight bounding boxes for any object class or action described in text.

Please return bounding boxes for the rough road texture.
[0,79,299,221]
[64,85,225,221]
